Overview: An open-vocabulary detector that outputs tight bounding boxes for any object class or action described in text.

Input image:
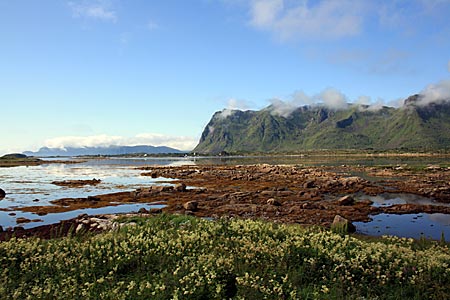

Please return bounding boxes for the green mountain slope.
[194,95,450,153]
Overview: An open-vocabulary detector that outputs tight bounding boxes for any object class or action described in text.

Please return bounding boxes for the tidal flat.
[0,154,449,240]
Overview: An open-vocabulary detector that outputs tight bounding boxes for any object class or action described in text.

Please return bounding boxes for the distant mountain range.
[24,145,184,157]
[194,94,450,154]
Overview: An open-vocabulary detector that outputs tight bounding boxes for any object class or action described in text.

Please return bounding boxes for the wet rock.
[331,215,356,233]
[138,208,149,214]
[149,208,163,214]
[183,201,198,211]
[87,196,101,201]
[337,195,355,206]
[52,179,101,187]
[0,188,5,199]
[32,199,40,202]
[175,183,187,192]
[153,185,174,193]
[267,198,281,206]
[185,210,194,215]
[16,217,32,224]
[0,226,3,232]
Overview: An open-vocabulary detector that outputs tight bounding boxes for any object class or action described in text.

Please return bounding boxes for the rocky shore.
[2,163,449,240]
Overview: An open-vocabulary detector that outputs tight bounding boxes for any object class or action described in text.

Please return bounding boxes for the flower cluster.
[0,214,449,299]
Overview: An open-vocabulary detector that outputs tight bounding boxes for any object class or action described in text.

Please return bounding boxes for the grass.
[1,214,450,299]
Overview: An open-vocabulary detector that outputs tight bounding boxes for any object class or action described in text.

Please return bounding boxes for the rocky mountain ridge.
[194,95,450,153]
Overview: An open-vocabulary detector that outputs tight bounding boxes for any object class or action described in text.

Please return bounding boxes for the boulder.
[266,198,281,206]
[303,180,315,188]
[331,215,356,233]
[183,201,198,211]
[0,188,5,199]
[149,208,163,214]
[175,183,187,192]
[138,208,149,214]
[337,195,355,206]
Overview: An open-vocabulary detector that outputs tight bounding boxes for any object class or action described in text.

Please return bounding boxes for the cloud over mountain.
[44,133,197,151]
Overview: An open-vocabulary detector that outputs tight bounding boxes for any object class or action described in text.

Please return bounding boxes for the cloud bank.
[68,0,117,22]
[270,87,351,117]
[418,79,450,106]
[44,133,198,151]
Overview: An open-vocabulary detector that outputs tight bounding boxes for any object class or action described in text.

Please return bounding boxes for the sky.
[1,0,450,154]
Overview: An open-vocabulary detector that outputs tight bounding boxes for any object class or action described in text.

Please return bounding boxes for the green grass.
[1,215,450,299]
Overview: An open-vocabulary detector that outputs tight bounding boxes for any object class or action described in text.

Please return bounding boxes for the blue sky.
[1,0,450,154]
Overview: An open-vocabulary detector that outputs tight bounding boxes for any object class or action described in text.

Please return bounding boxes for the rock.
[184,210,194,215]
[337,195,355,206]
[149,208,163,214]
[331,215,356,233]
[267,198,281,206]
[16,217,32,224]
[303,180,315,188]
[183,201,198,211]
[78,213,89,219]
[175,183,187,192]
[0,188,5,199]
[87,196,100,201]
[0,225,3,232]
[32,199,39,202]
[153,185,174,193]
[75,224,84,233]
[138,208,149,214]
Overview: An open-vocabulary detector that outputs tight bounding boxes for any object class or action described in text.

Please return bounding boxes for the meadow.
[1,214,449,299]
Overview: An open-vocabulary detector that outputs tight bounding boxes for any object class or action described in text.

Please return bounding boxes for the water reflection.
[354,213,450,240]
[356,193,450,208]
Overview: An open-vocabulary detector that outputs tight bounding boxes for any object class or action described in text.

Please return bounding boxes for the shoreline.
[2,163,449,240]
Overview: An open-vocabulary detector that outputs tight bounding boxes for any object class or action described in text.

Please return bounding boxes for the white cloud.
[68,1,117,22]
[226,98,251,110]
[270,88,349,117]
[216,98,253,119]
[316,88,348,110]
[418,79,450,106]
[248,0,367,40]
[44,133,198,151]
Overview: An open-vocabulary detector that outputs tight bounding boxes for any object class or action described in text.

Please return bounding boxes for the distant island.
[194,94,450,154]
[24,145,184,157]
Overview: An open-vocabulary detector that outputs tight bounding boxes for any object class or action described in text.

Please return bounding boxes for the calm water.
[0,159,176,229]
[355,213,450,241]
[1,156,449,239]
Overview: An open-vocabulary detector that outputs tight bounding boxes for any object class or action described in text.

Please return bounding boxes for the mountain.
[24,145,184,157]
[194,95,450,154]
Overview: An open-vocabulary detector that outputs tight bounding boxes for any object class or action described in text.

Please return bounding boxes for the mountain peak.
[194,94,450,154]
